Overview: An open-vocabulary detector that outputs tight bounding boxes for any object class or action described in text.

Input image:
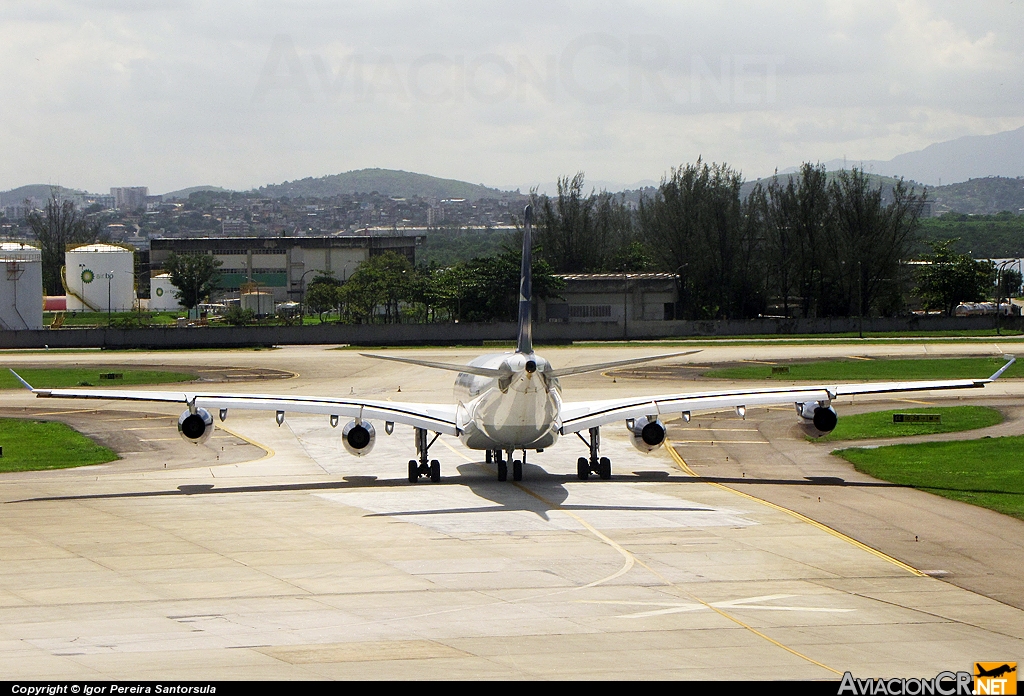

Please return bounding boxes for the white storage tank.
[0,242,44,330]
[240,290,274,316]
[149,273,184,312]
[65,243,135,312]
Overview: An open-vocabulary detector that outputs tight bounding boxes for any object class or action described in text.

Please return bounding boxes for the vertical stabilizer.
[517,205,534,354]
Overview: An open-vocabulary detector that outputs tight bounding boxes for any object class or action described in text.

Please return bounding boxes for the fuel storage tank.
[0,242,43,330]
[65,243,135,312]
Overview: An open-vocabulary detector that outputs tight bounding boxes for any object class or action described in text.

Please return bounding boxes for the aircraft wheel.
[486,450,492,463]
[430,459,440,483]
[577,457,590,481]
[512,459,523,482]
[497,460,508,482]
[408,459,418,483]
[599,456,612,480]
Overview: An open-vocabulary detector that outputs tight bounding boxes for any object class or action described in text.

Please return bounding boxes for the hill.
[782,125,1024,186]
[0,184,85,206]
[929,177,1024,216]
[258,168,517,201]
[739,170,916,201]
[160,185,232,200]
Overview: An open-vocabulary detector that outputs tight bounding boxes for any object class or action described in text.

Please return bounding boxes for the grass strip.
[704,357,1021,381]
[0,367,197,390]
[833,436,1024,521]
[818,406,1002,442]
[0,418,119,472]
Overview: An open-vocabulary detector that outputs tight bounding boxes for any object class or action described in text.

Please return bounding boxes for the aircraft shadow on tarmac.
[11,463,1018,507]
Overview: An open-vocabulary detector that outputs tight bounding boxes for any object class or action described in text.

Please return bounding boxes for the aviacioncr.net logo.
[839,671,973,695]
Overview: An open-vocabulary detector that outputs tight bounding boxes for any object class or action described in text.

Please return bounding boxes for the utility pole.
[623,272,629,339]
[858,261,863,339]
[104,271,114,326]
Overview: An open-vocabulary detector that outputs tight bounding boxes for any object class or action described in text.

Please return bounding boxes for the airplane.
[975,664,1016,679]
[9,205,1017,484]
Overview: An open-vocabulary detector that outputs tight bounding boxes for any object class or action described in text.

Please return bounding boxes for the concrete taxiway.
[1,343,1022,679]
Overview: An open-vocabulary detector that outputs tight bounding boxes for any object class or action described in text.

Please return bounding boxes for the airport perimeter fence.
[0,315,1016,349]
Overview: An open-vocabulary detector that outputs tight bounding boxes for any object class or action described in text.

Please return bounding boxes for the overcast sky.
[3,0,1022,194]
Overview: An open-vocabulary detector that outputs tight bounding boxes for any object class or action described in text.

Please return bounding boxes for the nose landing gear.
[490,449,525,482]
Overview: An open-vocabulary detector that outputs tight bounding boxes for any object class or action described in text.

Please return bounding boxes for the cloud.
[2,1,1022,192]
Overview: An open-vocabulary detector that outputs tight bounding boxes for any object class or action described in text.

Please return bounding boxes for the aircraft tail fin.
[516,204,534,355]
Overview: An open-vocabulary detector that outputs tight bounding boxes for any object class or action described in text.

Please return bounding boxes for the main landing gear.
[408,427,441,483]
[486,449,524,482]
[576,426,611,481]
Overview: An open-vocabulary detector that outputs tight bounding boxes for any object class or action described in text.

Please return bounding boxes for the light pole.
[298,268,318,318]
[622,272,630,339]
[78,263,86,311]
[674,264,688,320]
[103,271,114,326]
[996,259,1014,335]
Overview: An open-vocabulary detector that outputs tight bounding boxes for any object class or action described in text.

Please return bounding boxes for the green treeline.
[533,162,930,320]
[303,161,1011,324]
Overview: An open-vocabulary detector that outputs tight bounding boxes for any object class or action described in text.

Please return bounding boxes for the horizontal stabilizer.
[360,353,502,378]
[548,350,701,379]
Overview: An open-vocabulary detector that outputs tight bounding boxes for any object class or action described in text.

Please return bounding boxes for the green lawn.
[833,436,1024,521]
[818,406,1002,442]
[0,367,197,390]
[704,356,1021,381]
[0,418,119,472]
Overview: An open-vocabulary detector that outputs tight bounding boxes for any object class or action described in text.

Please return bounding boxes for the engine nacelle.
[178,408,214,444]
[342,420,376,456]
[797,402,838,433]
[629,416,667,453]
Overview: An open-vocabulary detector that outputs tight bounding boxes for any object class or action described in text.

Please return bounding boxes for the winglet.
[987,355,1016,382]
[8,368,35,391]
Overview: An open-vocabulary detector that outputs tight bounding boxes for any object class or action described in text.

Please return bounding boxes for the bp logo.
[156,287,164,297]
[81,269,94,284]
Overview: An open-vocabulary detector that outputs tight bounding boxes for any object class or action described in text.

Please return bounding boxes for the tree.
[533,173,644,273]
[827,169,924,317]
[164,252,223,310]
[637,159,762,319]
[339,252,415,324]
[761,163,831,317]
[26,189,105,295]
[997,268,1022,301]
[305,282,339,322]
[914,239,995,316]
[457,246,563,322]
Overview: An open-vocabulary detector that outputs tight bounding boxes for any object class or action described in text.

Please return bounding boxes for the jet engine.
[796,402,838,433]
[178,408,214,444]
[629,416,667,453]
[342,420,376,456]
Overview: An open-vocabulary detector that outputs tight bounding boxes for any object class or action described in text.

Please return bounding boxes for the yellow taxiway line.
[666,441,925,577]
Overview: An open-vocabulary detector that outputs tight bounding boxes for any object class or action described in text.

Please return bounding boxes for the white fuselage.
[454,352,562,451]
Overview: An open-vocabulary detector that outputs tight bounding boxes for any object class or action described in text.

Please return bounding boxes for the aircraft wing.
[15,375,460,436]
[558,356,1014,433]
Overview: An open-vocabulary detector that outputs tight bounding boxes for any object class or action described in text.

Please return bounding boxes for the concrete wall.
[0,315,1013,349]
